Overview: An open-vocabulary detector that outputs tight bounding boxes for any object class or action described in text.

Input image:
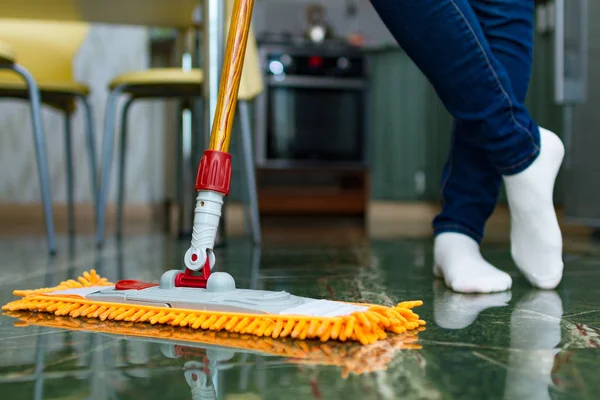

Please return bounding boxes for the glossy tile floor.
[1,231,599,400]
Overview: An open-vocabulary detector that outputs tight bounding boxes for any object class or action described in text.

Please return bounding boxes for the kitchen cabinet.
[367,48,440,202]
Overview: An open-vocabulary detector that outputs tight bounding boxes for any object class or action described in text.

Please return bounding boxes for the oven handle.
[267,75,367,89]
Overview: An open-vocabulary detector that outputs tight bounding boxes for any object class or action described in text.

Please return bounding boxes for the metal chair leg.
[237,143,252,237]
[9,64,57,254]
[174,101,184,222]
[63,110,75,236]
[236,127,253,238]
[238,101,261,245]
[96,87,124,247]
[181,101,195,236]
[79,95,99,225]
[175,101,186,236]
[116,97,134,238]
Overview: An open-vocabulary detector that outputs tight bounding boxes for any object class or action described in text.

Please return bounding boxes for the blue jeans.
[370,0,539,243]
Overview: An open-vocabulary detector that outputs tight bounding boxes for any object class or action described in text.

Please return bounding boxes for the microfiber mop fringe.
[2,270,426,345]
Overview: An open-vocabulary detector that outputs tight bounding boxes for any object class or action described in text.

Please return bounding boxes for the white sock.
[434,232,512,293]
[503,128,565,290]
[433,280,511,329]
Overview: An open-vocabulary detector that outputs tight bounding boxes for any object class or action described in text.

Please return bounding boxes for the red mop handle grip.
[194,150,232,195]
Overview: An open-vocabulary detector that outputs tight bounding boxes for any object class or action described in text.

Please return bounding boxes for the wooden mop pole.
[208,0,255,153]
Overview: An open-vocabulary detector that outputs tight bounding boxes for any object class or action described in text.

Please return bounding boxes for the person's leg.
[435,0,536,238]
[465,0,563,289]
[369,0,564,290]
[433,0,536,293]
[434,126,502,244]
[370,0,539,169]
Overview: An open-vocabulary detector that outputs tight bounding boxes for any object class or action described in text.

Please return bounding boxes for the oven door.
[256,76,367,168]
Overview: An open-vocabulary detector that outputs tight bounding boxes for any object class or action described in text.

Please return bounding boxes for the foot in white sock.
[504,128,565,290]
[433,280,512,329]
[434,232,512,293]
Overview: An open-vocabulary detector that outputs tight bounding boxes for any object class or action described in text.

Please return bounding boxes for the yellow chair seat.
[109,67,260,100]
[0,78,89,111]
[0,79,89,96]
[0,40,15,64]
[109,68,204,93]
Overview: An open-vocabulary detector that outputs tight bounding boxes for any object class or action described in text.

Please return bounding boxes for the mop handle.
[208,0,255,153]
[183,0,256,276]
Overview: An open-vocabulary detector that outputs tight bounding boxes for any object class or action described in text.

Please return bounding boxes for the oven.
[255,44,369,168]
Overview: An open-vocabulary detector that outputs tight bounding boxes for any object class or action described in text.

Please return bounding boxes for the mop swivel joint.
[180,150,232,287]
[183,189,223,272]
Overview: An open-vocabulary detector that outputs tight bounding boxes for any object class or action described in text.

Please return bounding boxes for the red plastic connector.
[194,150,232,195]
[174,258,212,288]
[115,280,159,290]
[177,346,209,361]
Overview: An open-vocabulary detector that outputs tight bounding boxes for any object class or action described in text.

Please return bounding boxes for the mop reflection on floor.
[9,311,425,366]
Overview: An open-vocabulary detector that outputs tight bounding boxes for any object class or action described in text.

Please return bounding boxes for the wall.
[0,24,166,205]
[565,0,600,222]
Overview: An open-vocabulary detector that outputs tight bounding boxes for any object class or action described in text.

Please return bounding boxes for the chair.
[96,0,263,246]
[0,40,56,252]
[0,20,98,254]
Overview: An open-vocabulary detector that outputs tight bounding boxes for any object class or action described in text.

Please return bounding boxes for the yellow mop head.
[2,270,425,345]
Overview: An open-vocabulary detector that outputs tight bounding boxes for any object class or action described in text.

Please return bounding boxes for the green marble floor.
[0,234,599,399]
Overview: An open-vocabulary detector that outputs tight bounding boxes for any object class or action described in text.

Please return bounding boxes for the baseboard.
[0,203,160,236]
[0,201,591,241]
[367,201,592,242]
[0,202,248,237]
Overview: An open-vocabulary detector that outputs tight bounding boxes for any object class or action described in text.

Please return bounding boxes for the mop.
[2,0,425,345]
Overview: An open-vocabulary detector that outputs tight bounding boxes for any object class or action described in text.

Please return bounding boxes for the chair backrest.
[0,19,89,84]
[0,40,16,65]
[225,0,264,100]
